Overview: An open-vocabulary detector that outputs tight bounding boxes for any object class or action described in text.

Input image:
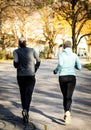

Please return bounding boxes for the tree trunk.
[72,4,77,53]
[0,8,2,39]
[47,42,53,59]
[47,47,53,59]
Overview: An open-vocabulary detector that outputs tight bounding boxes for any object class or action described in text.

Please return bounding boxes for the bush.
[0,51,5,59]
[84,63,91,70]
[39,47,48,59]
[39,51,46,58]
[5,53,13,59]
[0,51,13,60]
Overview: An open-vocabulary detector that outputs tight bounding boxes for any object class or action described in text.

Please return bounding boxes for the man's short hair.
[18,37,26,48]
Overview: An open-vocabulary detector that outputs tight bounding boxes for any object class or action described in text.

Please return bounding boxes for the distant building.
[77,36,88,57]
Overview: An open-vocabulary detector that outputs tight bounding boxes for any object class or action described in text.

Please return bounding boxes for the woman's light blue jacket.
[54,48,81,76]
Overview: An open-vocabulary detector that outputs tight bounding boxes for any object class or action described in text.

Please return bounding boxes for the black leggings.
[17,76,36,112]
[59,75,76,112]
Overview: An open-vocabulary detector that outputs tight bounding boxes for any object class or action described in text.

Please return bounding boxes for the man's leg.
[24,76,36,112]
[17,76,26,110]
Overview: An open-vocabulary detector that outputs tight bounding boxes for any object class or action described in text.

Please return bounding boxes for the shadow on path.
[30,106,65,126]
[11,101,65,126]
[0,104,37,130]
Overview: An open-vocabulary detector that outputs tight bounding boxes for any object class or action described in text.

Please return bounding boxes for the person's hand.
[53,70,57,74]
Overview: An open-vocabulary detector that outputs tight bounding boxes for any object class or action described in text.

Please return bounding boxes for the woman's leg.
[66,76,76,112]
[59,76,76,112]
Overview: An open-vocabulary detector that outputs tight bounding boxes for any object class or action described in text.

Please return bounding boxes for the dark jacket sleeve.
[35,61,40,72]
[33,49,41,72]
[13,61,19,68]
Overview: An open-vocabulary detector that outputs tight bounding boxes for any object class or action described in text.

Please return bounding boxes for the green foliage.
[84,63,91,70]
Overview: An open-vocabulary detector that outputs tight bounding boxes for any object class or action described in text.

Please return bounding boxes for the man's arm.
[33,49,41,72]
[13,50,19,68]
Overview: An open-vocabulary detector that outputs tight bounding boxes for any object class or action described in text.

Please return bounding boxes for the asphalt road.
[0,59,91,130]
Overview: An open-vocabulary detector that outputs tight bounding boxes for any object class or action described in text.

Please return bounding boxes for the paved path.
[0,60,91,130]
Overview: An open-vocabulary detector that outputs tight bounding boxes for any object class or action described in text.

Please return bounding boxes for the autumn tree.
[33,1,64,58]
[52,0,91,53]
[0,0,34,59]
[0,0,33,51]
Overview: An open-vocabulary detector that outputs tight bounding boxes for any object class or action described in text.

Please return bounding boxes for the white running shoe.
[64,111,71,125]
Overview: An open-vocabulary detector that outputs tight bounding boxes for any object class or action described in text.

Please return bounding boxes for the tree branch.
[77,33,91,45]
[76,19,87,40]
